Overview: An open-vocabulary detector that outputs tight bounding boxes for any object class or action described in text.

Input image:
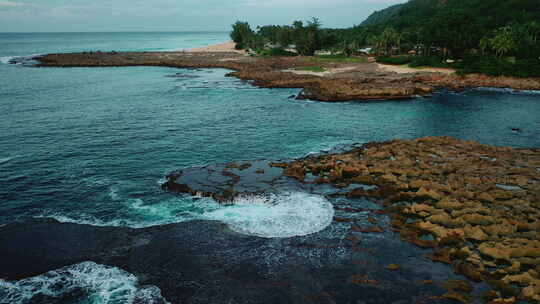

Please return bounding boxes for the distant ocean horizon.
[0,31,231,64]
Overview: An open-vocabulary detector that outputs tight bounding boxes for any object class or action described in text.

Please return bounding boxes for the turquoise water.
[1,32,540,229]
[0,32,229,61]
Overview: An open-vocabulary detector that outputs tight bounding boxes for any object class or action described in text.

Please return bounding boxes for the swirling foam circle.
[205,192,335,238]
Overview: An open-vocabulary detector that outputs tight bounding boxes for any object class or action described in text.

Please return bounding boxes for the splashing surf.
[41,192,334,238]
[0,262,168,304]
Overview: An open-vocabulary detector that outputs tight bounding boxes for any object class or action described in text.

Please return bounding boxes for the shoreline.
[32,49,540,102]
[4,43,540,303]
[182,41,246,54]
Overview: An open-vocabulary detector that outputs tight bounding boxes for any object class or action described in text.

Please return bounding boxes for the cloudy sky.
[0,0,407,32]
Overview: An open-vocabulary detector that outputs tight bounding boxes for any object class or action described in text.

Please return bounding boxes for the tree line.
[230,0,540,76]
[231,18,325,56]
[231,19,539,60]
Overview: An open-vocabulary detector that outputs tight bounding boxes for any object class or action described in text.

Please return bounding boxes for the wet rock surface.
[33,52,540,102]
[162,136,540,303]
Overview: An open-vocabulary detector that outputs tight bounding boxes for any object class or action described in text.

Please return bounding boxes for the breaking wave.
[0,262,168,304]
[475,87,540,95]
[42,192,334,238]
[38,197,220,229]
[0,54,42,65]
[0,56,16,64]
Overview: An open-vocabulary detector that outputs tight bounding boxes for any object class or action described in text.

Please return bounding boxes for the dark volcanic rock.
[162,160,306,202]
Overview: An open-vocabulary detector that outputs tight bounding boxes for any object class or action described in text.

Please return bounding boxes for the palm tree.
[489,26,516,58]
[479,36,491,55]
[230,21,254,50]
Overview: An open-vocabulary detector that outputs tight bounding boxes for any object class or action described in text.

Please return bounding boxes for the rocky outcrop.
[163,136,540,303]
[417,73,540,91]
[33,52,540,102]
[270,137,540,303]
[295,79,433,101]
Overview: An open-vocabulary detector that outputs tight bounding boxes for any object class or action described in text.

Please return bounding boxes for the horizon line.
[0,30,231,34]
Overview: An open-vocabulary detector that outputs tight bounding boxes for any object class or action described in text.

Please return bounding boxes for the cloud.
[0,0,408,32]
[0,0,38,13]
[240,0,404,7]
[0,1,23,6]
[0,0,34,7]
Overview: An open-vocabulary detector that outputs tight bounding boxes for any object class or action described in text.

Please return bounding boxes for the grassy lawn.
[296,66,327,72]
[309,55,366,63]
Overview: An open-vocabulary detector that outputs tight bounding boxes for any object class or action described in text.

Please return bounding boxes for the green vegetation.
[296,66,326,73]
[376,55,451,68]
[230,18,323,56]
[230,21,254,50]
[375,56,412,65]
[231,0,540,77]
[408,56,451,68]
[310,55,365,63]
[456,56,540,78]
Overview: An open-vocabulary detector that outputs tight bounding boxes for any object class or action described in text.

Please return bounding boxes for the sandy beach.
[377,63,455,74]
[183,41,246,54]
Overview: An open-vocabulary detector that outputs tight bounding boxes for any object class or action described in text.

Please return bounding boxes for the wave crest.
[0,262,168,304]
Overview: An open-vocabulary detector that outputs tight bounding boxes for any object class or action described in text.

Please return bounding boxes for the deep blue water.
[0,31,539,304]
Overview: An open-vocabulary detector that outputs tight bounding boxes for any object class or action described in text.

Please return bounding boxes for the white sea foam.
[156,177,168,186]
[0,262,169,304]
[205,192,334,238]
[40,197,220,229]
[108,186,120,201]
[41,192,333,238]
[0,54,42,65]
[41,213,146,228]
[475,87,540,95]
[0,56,16,64]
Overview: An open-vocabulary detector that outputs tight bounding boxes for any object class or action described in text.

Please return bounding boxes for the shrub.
[456,55,540,78]
[259,48,298,57]
[376,56,413,65]
[409,56,450,68]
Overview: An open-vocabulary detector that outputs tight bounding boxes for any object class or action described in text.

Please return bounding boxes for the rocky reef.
[163,137,540,303]
[33,52,540,102]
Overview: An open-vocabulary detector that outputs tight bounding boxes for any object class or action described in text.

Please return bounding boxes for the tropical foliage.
[230,18,323,56]
[231,0,540,77]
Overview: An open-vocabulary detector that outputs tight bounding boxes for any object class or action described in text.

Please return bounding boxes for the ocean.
[0,32,539,303]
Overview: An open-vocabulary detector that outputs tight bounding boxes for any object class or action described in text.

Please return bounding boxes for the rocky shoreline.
[21,51,540,303]
[33,51,540,102]
[163,137,540,303]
